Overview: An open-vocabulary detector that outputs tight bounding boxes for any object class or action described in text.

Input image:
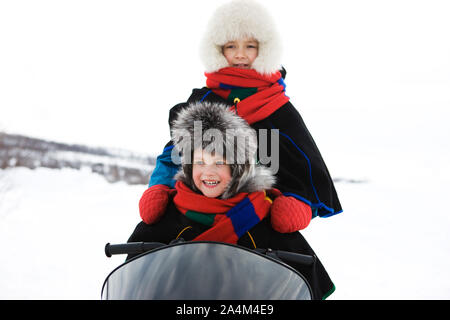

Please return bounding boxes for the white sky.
[1,0,449,156]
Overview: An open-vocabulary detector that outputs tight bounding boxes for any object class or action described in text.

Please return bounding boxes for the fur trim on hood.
[199,0,283,75]
[171,101,275,198]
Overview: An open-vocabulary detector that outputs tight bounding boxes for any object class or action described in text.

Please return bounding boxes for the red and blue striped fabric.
[173,181,272,244]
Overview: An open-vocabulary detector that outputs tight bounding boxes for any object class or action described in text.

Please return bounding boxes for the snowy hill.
[0,132,156,185]
[0,133,159,299]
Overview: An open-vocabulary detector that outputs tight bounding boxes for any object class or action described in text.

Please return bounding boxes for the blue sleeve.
[149,145,181,188]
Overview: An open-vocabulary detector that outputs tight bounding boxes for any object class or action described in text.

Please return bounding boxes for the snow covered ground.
[301,104,450,299]
[0,167,143,299]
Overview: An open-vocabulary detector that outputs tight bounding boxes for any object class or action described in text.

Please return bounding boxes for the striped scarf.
[173,181,272,244]
[205,67,290,125]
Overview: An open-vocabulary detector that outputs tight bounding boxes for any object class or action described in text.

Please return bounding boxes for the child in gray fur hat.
[127,101,336,299]
[140,102,311,233]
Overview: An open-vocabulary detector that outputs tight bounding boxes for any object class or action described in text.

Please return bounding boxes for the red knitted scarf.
[205,67,290,125]
[173,181,272,244]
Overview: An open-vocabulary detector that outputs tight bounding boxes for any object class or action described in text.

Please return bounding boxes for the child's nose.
[235,48,246,58]
[203,164,219,174]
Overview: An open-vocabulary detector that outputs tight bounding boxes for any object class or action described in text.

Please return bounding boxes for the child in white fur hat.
[140,0,342,233]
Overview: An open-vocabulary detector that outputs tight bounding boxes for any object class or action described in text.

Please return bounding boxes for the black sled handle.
[274,249,316,266]
[255,248,316,266]
[105,241,315,266]
[105,242,165,257]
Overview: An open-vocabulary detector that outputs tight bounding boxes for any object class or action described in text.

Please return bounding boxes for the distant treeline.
[0,132,156,185]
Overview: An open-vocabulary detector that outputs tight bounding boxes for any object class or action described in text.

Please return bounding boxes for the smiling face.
[222,37,259,69]
[192,149,232,198]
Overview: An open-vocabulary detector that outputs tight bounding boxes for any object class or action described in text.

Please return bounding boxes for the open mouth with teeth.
[202,180,220,187]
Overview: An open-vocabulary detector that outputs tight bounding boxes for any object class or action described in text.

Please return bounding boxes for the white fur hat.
[199,0,283,75]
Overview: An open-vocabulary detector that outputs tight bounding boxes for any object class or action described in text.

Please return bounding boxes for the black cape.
[167,69,342,218]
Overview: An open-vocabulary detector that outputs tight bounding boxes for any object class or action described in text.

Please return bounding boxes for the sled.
[102,240,314,300]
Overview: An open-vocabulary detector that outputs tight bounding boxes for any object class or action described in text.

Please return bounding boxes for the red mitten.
[270,195,312,233]
[139,184,173,224]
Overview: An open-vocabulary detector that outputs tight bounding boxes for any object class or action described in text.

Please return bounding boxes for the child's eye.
[194,161,204,165]
[214,159,226,166]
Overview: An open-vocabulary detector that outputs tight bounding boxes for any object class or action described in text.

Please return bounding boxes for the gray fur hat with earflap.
[171,101,275,199]
[199,0,283,75]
